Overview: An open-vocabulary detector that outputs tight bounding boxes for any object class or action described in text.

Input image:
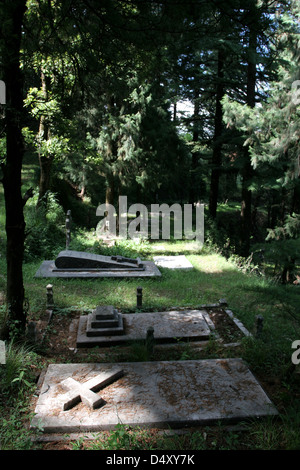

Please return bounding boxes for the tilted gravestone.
[35,250,161,278]
[54,251,145,271]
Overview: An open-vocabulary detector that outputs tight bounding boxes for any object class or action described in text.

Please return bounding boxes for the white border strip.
[225,309,252,337]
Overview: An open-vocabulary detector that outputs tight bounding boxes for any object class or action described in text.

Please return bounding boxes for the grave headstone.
[46,284,54,309]
[35,250,161,278]
[256,315,264,338]
[0,340,5,364]
[145,326,155,357]
[26,321,37,345]
[65,210,72,249]
[136,286,143,308]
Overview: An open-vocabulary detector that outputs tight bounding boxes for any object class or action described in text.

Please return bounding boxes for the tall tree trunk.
[291,179,300,214]
[209,48,224,218]
[189,91,200,204]
[1,0,27,338]
[240,7,257,257]
[38,155,53,203]
[105,173,115,206]
[37,70,53,206]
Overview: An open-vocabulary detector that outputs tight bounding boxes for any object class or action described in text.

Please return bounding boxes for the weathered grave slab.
[153,255,193,270]
[31,359,278,433]
[76,309,213,347]
[35,260,161,278]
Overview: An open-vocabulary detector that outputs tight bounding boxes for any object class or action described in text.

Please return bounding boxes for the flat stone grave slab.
[35,260,161,278]
[76,309,213,347]
[153,255,193,270]
[31,359,278,433]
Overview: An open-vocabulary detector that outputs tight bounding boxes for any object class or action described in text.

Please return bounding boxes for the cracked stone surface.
[31,359,278,433]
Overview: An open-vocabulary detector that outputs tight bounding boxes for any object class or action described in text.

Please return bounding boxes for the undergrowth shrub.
[0,341,42,450]
[0,341,37,393]
[23,190,65,260]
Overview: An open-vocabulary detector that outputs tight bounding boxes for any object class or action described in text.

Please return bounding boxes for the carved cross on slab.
[60,368,124,411]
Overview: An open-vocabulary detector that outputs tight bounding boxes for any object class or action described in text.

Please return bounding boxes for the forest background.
[0,0,300,451]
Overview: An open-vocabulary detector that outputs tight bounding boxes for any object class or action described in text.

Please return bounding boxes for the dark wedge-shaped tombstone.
[35,250,161,278]
[54,250,144,271]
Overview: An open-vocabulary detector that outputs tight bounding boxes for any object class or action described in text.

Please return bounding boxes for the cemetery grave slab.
[153,255,193,270]
[76,309,213,347]
[31,359,278,433]
[35,250,161,278]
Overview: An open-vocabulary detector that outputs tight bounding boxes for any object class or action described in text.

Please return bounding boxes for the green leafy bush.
[23,190,65,260]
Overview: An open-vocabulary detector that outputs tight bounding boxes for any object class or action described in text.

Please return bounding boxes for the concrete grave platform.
[35,260,161,278]
[31,359,278,433]
[153,255,193,270]
[76,309,213,347]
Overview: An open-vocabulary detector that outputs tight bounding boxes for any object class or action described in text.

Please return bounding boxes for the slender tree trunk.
[209,48,224,218]
[240,8,257,257]
[38,154,53,204]
[37,70,53,206]
[105,174,115,206]
[291,180,300,214]
[189,91,200,204]
[1,0,27,338]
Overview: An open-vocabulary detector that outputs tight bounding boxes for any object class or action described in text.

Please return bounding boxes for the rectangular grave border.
[29,299,252,349]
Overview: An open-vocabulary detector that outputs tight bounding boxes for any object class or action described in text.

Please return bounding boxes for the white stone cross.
[60,367,124,411]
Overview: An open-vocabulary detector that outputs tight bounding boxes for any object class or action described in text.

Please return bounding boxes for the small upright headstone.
[0,80,5,105]
[137,286,143,308]
[145,326,155,358]
[46,284,54,309]
[256,315,264,338]
[66,210,72,249]
[0,340,5,364]
[26,321,37,345]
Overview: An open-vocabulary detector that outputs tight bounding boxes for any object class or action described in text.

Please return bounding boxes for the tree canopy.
[0,0,299,336]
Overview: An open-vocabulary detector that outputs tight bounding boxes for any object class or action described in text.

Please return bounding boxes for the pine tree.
[222,0,300,275]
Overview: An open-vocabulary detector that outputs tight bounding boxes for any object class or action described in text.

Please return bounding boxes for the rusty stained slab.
[31,359,278,434]
[76,310,213,347]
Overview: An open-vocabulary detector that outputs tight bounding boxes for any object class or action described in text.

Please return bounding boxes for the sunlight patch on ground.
[189,254,237,273]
